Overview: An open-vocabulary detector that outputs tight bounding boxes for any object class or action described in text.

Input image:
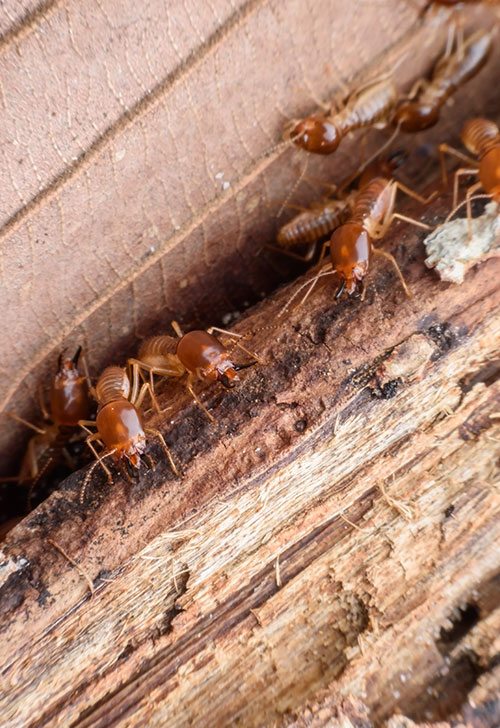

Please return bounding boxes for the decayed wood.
[1,178,500,725]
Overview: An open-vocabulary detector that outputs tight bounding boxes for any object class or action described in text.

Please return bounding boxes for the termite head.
[175,330,238,385]
[394,103,440,133]
[96,400,146,468]
[329,222,371,296]
[51,346,91,426]
[285,115,341,154]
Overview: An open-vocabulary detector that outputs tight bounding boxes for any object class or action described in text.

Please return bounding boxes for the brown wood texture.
[2,1,500,727]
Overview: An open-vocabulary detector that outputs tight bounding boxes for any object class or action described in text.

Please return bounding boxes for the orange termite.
[79,366,179,501]
[284,76,398,155]
[2,347,92,504]
[276,150,408,257]
[128,323,265,424]
[393,29,492,133]
[439,117,500,226]
[279,177,433,312]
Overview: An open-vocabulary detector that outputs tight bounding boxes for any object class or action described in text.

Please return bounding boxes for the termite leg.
[5,412,46,435]
[24,437,42,509]
[438,143,478,191]
[145,428,181,477]
[302,175,339,200]
[128,362,161,413]
[273,202,311,214]
[265,242,318,263]
[445,193,493,224]
[464,182,483,243]
[382,212,432,232]
[186,373,216,424]
[128,359,146,408]
[451,168,480,211]
[405,77,428,101]
[315,240,332,269]
[375,183,432,238]
[133,381,161,413]
[79,426,113,485]
[280,237,334,310]
[394,180,437,206]
[372,247,412,299]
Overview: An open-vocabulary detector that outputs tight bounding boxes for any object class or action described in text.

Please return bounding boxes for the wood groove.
[0,0,64,58]
[0,0,269,249]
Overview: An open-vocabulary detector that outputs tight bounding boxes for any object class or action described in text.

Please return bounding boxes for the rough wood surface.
[2,1,500,727]
[1,178,500,726]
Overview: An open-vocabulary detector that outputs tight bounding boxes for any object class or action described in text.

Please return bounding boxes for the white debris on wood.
[0,552,29,588]
[424,202,500,284]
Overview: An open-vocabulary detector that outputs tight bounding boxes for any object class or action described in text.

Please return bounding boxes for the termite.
[284,76,399,155]
[79,366,179,501]
[279,177,433,312]
[276,150,408,258]
[394,29,492,133]
[438,117,500,226]
[2,347,92,505]
[128,323,265,424]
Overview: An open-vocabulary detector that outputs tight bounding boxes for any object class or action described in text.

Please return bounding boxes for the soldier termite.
[79,366,180,502]
[279,176,434,313]
[2,347,92,506]
[127,322,265,424]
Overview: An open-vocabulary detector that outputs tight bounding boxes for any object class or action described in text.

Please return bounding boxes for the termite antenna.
[276,154,310,219]
[278,269,337,318]
[444,193,492,223]
[80,449,117,504]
